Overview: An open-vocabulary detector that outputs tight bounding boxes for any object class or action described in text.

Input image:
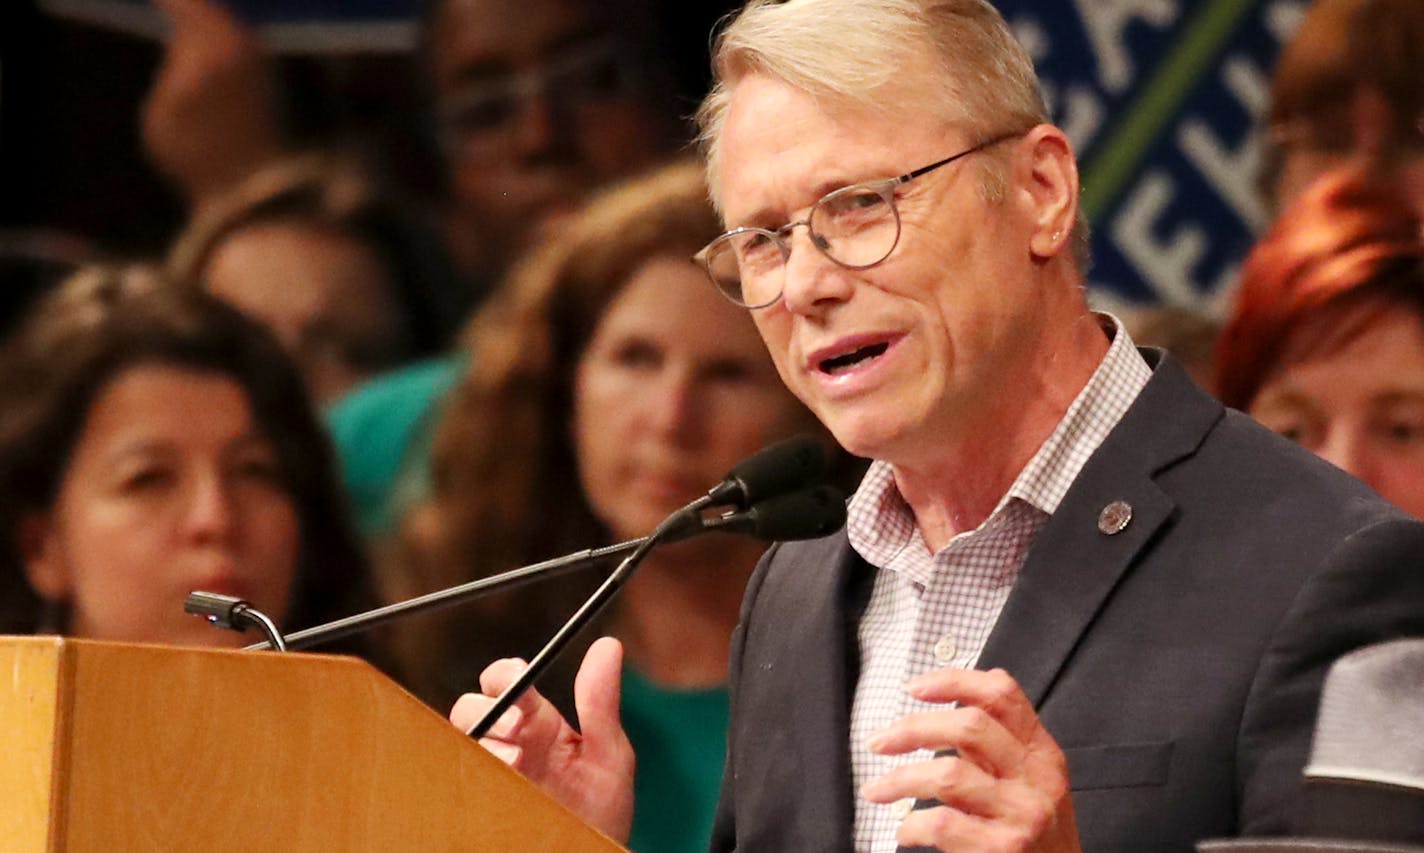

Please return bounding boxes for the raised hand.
[860,668,1081,852]
[449,636,636,842]
[141,0,286,206]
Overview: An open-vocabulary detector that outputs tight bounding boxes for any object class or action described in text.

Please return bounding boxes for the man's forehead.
[714,75,951,224]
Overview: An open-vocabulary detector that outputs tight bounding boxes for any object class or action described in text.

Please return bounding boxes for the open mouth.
[819,342,890,375]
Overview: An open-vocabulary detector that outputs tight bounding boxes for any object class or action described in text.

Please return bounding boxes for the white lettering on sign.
[1012,14,1106,153]
[1113,171,1205,306]
[1071,0,1180,94]
[1061,86,1107,151]
[1178,56,1272,231]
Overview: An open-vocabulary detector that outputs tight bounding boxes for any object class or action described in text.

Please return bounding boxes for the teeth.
[820,342,889,374]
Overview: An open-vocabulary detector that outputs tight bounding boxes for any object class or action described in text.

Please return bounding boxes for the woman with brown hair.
[1215,167,1424,517]
[169,153,462,404]
[0,265,376,649]
[396,159,823,853]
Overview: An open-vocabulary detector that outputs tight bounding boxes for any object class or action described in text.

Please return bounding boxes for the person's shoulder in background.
[325,355,467,537]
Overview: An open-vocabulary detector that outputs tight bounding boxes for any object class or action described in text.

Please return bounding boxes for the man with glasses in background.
[420,0,683,292]
[454,1,1424,851]
[319,0,685,540]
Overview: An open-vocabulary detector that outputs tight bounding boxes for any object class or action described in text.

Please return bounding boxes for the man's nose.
[779,229,854,315]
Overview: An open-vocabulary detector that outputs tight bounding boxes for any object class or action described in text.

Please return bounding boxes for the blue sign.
[996,0,1308,312]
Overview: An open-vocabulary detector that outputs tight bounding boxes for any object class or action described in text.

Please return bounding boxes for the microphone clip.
[185,591,289,652]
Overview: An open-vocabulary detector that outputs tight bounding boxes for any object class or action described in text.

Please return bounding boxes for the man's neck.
[892,311,1112,551]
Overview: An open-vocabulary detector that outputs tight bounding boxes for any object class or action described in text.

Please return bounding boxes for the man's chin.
[823,416,902,463]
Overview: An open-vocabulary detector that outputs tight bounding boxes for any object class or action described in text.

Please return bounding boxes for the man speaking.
[452,1,1424,850]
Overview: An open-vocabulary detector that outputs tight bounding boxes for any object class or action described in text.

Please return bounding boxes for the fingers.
[449,658,570,780]
[906,668,1041,744]
[572,637,634,774]
[447,642,636,844]
[448,690,497,733]
[864,756,1064,850]
[896,803,1053,851]
[477,655,531,695]
[860,667,1080,851]
[141,0,279,202]
[473,657,564,742]
[449,658,566,756]
[449,690,528,766]
[861,752,1003,816]
[573,638,626,738]
[868,704,1024,778]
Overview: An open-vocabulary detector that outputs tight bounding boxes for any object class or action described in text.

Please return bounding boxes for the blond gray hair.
[696,0,1090,271]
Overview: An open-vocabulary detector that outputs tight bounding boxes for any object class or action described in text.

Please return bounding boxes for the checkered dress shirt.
[847,315,1152,852]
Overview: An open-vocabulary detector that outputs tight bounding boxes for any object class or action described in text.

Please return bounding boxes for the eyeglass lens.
[704,184,900,308]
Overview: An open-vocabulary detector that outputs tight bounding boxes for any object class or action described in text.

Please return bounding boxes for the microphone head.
[707,434,832,508]
[718,484,848,541]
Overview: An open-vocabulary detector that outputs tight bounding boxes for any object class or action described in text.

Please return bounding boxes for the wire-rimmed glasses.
[694,131,1022,308]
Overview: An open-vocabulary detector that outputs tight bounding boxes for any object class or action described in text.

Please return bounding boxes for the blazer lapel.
[897,355,1223,853]
[978,354,1223,707]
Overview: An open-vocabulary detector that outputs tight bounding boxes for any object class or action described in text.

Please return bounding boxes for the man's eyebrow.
[729,173,885,229]
[730,204,782,229]
[810,174,868,198]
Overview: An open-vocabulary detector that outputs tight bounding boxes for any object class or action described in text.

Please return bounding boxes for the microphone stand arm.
[466,506,706,737]
[241,538,647,652]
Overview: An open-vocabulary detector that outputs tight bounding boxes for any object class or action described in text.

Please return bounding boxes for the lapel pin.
[1097,500,1133,535]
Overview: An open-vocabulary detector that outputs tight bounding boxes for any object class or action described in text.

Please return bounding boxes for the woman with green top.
[390,160,822,853]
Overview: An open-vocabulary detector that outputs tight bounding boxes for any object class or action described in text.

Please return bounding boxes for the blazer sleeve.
[707,541,782,853]
[1237,514,1424,833]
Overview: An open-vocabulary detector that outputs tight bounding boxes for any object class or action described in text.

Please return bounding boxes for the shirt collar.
[846,312,1151,561]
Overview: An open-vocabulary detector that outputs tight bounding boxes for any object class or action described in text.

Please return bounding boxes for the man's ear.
[1015,124,1080,260]
[19,512,69,602]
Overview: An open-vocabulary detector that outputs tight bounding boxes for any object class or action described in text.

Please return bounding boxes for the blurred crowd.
[2,0,1424,851]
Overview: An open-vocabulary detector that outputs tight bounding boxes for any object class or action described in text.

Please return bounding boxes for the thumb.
[573,637,629,754]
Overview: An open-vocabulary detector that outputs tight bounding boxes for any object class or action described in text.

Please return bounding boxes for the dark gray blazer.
[709,354,1424,853]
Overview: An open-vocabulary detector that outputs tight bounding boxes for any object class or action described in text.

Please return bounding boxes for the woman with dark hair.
[1215,168,1424,517]
[169,153,463,404]
[0,265,375,647]
[398,159,824,853]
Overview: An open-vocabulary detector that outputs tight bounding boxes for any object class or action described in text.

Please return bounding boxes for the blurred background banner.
[996,0,1306,313]
[11,0,1313,313]
[38,0,421,51]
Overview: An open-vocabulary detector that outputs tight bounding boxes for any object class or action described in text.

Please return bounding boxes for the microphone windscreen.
[740,484,847,541]
[711,434,831,507]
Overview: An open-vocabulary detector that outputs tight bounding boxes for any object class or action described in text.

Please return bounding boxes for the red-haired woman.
[1216,167,1424,517]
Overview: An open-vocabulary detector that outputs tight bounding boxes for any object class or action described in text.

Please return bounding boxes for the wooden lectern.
[0,636,626,852]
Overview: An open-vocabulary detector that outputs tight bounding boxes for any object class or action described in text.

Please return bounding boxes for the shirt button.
[891,797,915,820]
[933,635,957,664]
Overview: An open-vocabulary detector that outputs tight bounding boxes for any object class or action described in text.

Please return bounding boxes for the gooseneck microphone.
[703,434,832,509]
[703,483,847,541]
[185,591,288,651]
[186,435,844,679]
[465,477,846,738]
